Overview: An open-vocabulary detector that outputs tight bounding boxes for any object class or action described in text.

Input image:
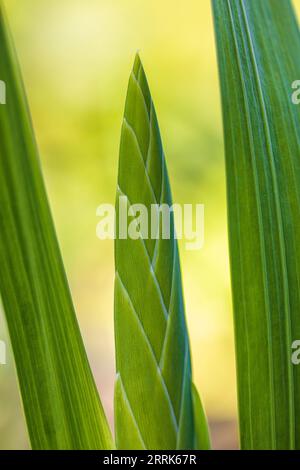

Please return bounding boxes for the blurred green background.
[0,0,299,450]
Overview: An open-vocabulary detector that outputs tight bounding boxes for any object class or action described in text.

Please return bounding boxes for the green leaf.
[114,54,209,450]
[212,0,300,449]
[192,384,211,450]
[0,4,113,449]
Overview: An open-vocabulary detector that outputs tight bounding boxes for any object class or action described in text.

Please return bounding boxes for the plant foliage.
[114,55,210,450]
[0,3,113,450]
[212,0,300,449]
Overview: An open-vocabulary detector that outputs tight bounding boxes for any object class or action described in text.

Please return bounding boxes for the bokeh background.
[0,0,299,450]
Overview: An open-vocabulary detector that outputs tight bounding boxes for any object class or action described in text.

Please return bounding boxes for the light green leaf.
[192,384,211,450]
[114,54,209,450]
[0,3,113,449]
[212,0,300,449]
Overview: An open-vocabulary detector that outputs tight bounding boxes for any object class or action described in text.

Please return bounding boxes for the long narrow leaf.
[114,54,210,450]
[0,4,113,449]
[212,0,300,449]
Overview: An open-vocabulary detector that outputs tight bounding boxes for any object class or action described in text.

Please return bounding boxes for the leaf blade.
[0,4,113,449]
[114,55,208,449]
[212,0,300,449]
[192,384,211,450]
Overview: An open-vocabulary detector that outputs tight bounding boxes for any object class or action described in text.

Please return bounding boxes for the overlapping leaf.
[114,55,210,450]
[0,3,113,449]
[212,0,300,449]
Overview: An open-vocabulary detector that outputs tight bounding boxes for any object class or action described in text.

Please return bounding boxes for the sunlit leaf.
[114,54,210,450]
[212,0,300,449]
[192,383,211,450]
[0,3,113,450]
